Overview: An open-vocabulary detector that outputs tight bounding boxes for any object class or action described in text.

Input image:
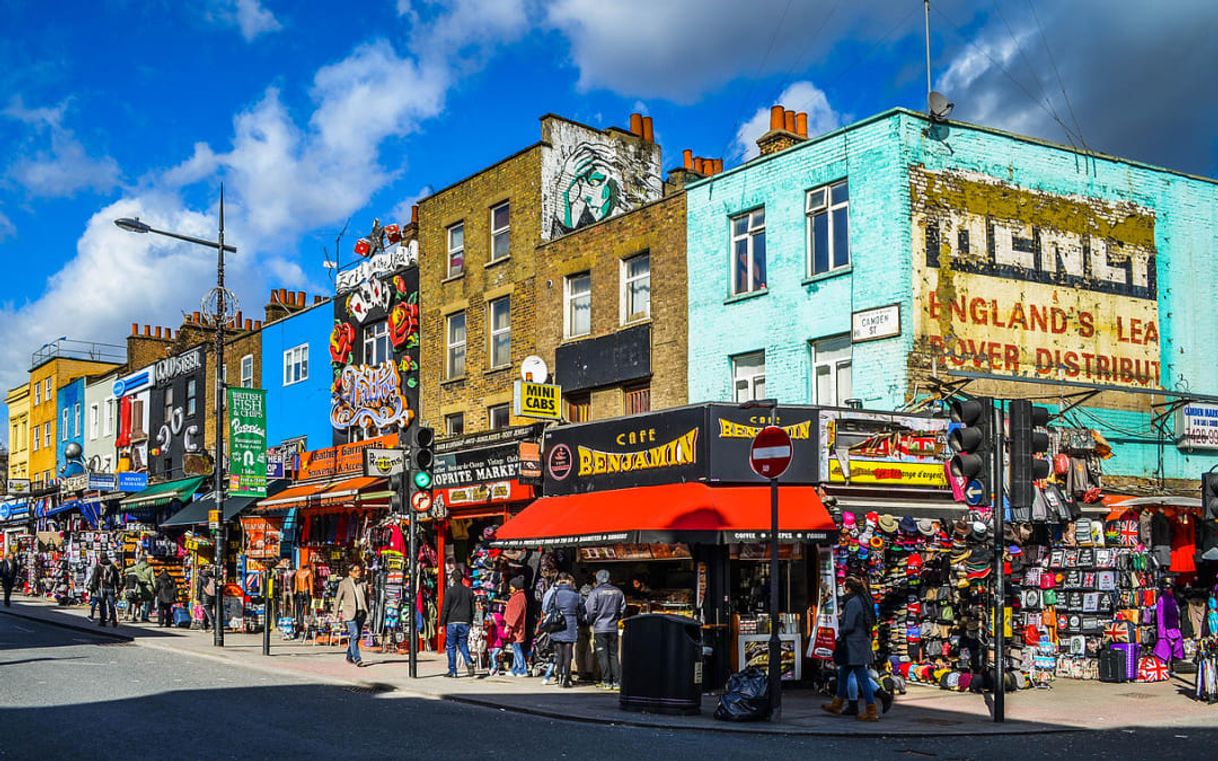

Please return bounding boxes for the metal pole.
[407,468,418,678]
[992,401,1005,722]
[924,0,933,108]
[214,185,227,648]
[767,406,781,721]
[262,569,271,656]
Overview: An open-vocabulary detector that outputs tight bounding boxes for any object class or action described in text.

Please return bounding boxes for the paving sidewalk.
[4,595,1213,737]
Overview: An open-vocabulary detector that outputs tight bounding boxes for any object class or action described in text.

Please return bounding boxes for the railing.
[31,338,126,368]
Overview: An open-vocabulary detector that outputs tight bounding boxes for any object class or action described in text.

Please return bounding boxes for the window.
[240,354,254,388]
[811,334,853,406]
[363,320,391,366]
[62,409,69,441]
[622,253,650,323]
[90,404,99,440]
[44,422,51,448]
[186,379,197,417]
[488,403,510,430]
[566,393,590,423]
[104,398,116,435]
[446,312,466,379]
[490,202,510,261]
[45,378,52,402]
[445,413,465,437]
[730,208,767,295]
[164,387,174,422]
[488,297,511,369]
[74,403,81,437]
[283,344,309,385]
[32,427,39,451]
[34,383,40,405]
[807,181,850,276]
[131,399,146,439]
[625,384,651,415]
[732,351,766,403]
[565,272,591,338]
[447,222,465,277]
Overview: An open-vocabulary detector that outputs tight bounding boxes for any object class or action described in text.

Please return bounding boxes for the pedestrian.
[585,569,626,690]
[132,556,156,622]
[334,563,369,667]
[542,572,582,688]
[440,568,475,677]
[199,564,218,631]
[87,555,120,627]
[154,569,177,628]
[122,563,142,622]
[822,576,880,722]
[486,611,508,676]
[505,575,528,677]
[0,553,18,607]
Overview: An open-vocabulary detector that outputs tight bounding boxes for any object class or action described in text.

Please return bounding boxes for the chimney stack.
[642,116,654,143]
[629,113,644,136]
[193,311,201,324]
[757,103,809,156]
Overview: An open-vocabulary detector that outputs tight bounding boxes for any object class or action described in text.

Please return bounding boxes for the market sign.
[433,425,542,507]
[513,380,562,421]
[155,347,204,387]
[59,474,89,494]
[298,434,397,480]
[818,409,949,489]
[364,447,406,477]
[117,471,149,492]
[87,473,117,492]
[707,405,819,485]
[228,388,267,497]
[7,478,31,496]
[911,167,1160,389]
[1176,402,1218,450]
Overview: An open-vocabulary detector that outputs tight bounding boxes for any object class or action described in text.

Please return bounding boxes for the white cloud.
[0,210,14,241]
[388,185,433,225]
[3,97,121,197]
[732,80,841,160]
[206,0,283,42]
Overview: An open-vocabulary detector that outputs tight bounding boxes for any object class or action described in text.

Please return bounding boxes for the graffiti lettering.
[336,241,418,295]
[331,362,412,431]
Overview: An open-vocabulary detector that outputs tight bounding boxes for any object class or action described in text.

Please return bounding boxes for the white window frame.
[363,320,391,366]
[447,222,465,278]
[44,422,51,448]
[32,425,39,451]
[446,312,466,379]
[807,180,850,277]
[488,403,510,431]
[44,378,52,402]
[34,383,40,406]
[62,409,69,441]
[730,208,766,296]
[283,344,309,386]
[731,351,766,403]
[564,272,592,339]
[74,402,81,437]
[490,202,510,262]
[104,398,116,436]
[445,412,465,437]
[89,403,100,440]
[240,354,254,388]
[488,297,511,369]
[811,334,853,406]
[187,379,197,417]
[621,252,651,324]
[164,386,174,422]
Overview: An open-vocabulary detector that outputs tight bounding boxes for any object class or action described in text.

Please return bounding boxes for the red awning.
[492,482,836,548]
[254,481,329,511]
[318,476,386,505]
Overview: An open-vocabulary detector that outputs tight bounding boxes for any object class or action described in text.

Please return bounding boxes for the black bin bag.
[713,667,772,722]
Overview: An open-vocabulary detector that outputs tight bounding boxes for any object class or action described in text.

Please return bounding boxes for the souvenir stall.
[0,499,33,590]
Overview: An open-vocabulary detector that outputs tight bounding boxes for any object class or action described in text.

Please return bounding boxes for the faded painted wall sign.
[912,168,1161,388]
[330,361,413,433]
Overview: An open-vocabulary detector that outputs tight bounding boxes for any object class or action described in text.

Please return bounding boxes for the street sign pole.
[992,400,1006,723]
[749,419,792,722]
[406,458,417,679]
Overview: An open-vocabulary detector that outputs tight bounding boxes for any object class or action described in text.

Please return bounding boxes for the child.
[486,611,509,676]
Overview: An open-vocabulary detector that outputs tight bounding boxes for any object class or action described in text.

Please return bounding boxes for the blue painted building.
[55,378,85,478]
[262,297,333,452]
[685,107,1218,488]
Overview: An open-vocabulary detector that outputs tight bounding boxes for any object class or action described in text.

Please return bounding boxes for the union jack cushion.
[1137,655,1169,683]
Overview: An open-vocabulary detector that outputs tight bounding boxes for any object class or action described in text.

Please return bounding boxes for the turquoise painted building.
[685,108,1218,486]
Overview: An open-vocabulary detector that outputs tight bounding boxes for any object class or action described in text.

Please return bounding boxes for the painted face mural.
[552,141,623,236]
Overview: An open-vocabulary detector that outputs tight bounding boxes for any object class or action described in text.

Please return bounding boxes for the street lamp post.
[116,187,236,648]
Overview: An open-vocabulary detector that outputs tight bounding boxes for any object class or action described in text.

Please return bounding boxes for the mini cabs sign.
[513,380,562,421]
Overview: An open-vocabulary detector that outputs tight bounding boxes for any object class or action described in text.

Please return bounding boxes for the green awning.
[119,476,206,509]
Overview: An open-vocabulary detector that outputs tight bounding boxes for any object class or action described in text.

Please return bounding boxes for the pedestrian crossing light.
[949,397,994,503]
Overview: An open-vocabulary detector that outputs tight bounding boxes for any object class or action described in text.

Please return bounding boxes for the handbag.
[539,595,567,634]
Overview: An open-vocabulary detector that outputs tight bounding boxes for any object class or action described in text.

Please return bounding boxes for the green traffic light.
[414,471,432,489]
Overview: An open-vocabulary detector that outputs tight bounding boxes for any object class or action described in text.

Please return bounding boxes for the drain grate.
[342,683,395,695]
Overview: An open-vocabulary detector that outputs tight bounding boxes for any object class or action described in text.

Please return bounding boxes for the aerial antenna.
[924,1,954,123]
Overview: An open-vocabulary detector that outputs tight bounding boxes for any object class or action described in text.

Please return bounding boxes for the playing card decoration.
[346,277,390,324]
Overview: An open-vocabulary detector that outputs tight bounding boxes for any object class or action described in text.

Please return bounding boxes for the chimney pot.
[245,319,253,330]
[796,112,808,137]
[693,157,704,174]
[254,320,262,330]
[131,322,139,336]
[641,116,654,143]
[278,288,288,303]
[142,325,150,337]
[784,109,796,133]
[235,311,243,328]
[411,204,419,224]
[154,326,162,338]
[295,291,305,307]
[714,158,724,174]
[683,149,693,169]
[770,105,785,131]
[629,113,644,136]
[313,295,323,305]
[193,311,201,323]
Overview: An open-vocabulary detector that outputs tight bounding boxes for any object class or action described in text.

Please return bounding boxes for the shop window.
[625,384,650,416]
[732,351,766,403]
[490,202,510,262]
[240,354,254,388]
[566,393,590,423]
[807,180,850,276]
[186,379,197,417]
[811,334,852,406]
[283,344,309,385]
[730,208,766,295]
[89,403,99,440]
[622,252,650,323]
[364,320,391,366]
[488,296,511,369]
[445,413,465,437]
[488,403,510,430]
[447,222,464,277]
[565,272,591,338]
[446,311,466,379]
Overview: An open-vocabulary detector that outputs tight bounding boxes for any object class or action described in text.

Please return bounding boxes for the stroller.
[530,629,556,678]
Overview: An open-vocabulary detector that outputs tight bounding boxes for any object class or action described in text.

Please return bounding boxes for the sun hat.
[878,514,899,533]
[842,511,857,528]
[917,518,937,537]
[899,516,919,535]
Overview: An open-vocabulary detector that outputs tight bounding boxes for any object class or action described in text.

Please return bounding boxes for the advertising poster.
[819,409,949,488]
[228,388,267,497]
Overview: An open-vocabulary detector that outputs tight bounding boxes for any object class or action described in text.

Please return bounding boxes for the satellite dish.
[928,91,954,121]
[521,355,549,384]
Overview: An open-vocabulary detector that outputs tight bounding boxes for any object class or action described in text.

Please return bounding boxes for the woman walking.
[822,576,880,722]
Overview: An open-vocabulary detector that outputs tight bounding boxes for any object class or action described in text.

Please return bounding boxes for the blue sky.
[2,0,1217,444]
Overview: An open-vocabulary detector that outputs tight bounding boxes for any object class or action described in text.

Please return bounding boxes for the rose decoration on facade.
[329,321,356,364]
[389,301,420,349]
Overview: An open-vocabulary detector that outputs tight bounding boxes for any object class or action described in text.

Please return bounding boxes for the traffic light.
[949,397,994,504]
[389,473,405,514]
[1203,471,1218,520]
[1009,400,1051,509]
[410,426,435,493]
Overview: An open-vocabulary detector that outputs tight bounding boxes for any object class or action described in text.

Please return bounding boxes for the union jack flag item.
[1104,622,1132,643]
[1137,656,1170,682]
[1118,520,1140,546]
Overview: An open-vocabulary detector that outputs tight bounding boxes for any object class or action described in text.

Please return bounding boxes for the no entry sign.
[750,425,793,479]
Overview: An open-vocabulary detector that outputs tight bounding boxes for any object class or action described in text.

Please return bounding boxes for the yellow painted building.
[5,384,30,484]
[27,356,122,487]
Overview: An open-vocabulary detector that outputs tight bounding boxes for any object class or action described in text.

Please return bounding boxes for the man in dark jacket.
[0,554,18,607]
[440,568,475,677]
[88,555,120,627]
[585,569,626,690]
[154,569,177,627]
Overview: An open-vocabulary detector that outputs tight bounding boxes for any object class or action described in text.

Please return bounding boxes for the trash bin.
[619,613,703,715]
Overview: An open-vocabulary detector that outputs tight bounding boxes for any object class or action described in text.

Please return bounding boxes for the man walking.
[440,568,474,677]
[154,568,177,627]
[0,553,18,607]
[88,555,120,627]
[504,575,528,677]
[585,569,626,690]
[132,556,156,622]
[334,563,369,667]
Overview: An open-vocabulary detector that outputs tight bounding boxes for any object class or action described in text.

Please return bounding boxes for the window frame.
[446,311,467,380]
[624,383,651,416]
[621,252,651,324]
[806,180,850,277]
[62,409,69,441]
[811,334,853,406]
[566,393,591,423]
[45,378,52,403]
[729,208,767,296]
[283,344,309,386]
[488,296,511,369]
[240,354,254,388]
[447,221,465,278]
[186,379,197,417]
[74,402,81,437]
[104,398,116,436]
[731,351,767,403]
[445,413,465,437]
[89,403,100,440]
[564,271,592,339]
[487,403,510,431]
[34,383,40,405]
[490,202,510,262]
[363,320,391,366]
[44,422,51,448]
